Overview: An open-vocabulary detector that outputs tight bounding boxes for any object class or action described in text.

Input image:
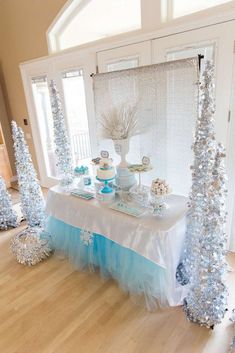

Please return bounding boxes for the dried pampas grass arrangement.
[99,103,140,140]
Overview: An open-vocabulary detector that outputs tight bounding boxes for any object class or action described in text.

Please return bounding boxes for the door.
[20,52,96,187]
[152,21,235,146]
[152,21,235,249]
[53,52,97,170]
[21,59,56,188]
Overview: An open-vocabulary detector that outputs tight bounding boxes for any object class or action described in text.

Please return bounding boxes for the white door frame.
[20,60,56,188]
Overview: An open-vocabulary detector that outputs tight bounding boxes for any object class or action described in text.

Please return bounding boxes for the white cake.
[116,166,136,190]
[97,158,115,180]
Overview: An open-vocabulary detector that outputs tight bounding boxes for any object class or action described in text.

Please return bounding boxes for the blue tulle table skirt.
[46,215,170,309]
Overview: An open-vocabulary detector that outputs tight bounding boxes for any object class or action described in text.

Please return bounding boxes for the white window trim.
[46,0,235,55]
[47,0,85,53]
[47,0,143,54]
[20,60,56,187]
[167,0,235,21]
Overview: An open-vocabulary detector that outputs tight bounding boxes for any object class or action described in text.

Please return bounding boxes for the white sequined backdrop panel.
[93,58,198,196]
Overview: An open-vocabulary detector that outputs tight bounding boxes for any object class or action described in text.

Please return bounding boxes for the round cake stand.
[96,176,115,194]
[127,164,153,191]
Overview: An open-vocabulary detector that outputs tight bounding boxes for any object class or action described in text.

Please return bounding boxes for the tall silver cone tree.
[176,61,217,286]
[49,80,73,186]
[0,176,18,230]
[182,62,228,328]
[11,121,45,228]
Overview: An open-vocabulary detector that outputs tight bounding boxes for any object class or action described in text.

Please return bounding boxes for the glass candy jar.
[150,191,170,216]
[129,184,150,207]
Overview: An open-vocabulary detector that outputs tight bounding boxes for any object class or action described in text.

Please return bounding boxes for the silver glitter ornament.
[11,227,51,266]
[0,176,18,230]
[11,121,46,228]
[178,62,228,328]
[49,81,74,187]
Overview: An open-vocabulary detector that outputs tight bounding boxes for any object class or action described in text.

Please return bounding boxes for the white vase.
[113,138,130,168]
[113,138,136,190]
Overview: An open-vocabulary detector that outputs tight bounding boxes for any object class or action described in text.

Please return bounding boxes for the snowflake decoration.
[80,229,93,246]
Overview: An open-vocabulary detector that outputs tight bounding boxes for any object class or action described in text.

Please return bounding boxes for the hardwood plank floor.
[0,224,234,353]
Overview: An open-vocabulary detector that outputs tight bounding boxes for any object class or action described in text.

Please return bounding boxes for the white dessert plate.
[71,189,94,200]
[109,201,146,218]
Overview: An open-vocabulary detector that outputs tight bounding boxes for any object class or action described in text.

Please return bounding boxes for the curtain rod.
[91,56,201,77]
[198,54,204,72]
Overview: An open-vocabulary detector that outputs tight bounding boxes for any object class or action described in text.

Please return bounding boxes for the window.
[49,0,141,52]
[31,71,92,179]
[171,0,231,19]
[62,69,92,165]
[166,43,215,74]
[107,57,139,72]
[31,76,58,178]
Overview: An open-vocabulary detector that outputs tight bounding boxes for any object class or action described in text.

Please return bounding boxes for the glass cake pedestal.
[96,176,116,203]
[128,164,153,207]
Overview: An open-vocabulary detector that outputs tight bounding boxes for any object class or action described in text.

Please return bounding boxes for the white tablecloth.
[46,185,188,305]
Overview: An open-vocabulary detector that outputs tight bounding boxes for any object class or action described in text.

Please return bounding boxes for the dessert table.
[45,185,188,309]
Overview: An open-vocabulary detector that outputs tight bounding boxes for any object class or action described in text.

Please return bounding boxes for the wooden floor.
[0,224,234,353]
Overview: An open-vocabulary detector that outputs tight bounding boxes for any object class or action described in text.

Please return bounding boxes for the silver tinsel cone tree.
[49,80,73,186]
[0,176,18,230]
[176,61,217,286]
[183,62,228,328]
[11,121,45,228]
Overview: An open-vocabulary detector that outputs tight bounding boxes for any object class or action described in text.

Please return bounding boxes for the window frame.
[20,51,97,187]
[166,0,234,21]
[20,60,57,187]
[47,0,143,53]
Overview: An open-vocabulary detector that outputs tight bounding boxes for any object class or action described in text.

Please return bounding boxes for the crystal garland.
[182,62,228,328]
[0,176,18,230]
[49,80,74,186]
[11,121,45,227]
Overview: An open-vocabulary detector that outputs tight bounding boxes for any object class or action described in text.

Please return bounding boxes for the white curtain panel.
[93,58,199,196]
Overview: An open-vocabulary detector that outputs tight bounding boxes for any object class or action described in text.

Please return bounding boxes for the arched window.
[48,0,141,53]
[168,0,231,19]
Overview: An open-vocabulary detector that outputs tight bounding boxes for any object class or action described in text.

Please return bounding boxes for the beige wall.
[0,0,67,176]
